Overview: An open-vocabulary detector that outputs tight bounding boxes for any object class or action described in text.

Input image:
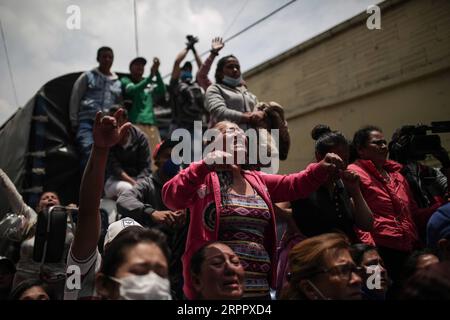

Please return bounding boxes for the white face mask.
[111,271,172,300]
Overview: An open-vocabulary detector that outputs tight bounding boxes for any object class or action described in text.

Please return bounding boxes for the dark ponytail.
[311,124,348,158]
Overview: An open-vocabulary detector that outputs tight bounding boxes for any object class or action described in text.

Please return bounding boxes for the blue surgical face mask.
[180,71,192,82]
[222,75,242,87]
[162,158,180,178]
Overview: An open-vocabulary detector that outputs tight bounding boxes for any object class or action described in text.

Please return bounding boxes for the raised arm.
[191,45,202,70]
[0,168,37,229]
[196,55,214,90]
[197,37,224,90]
[260,153,344,203]
[71,109,131,260]
[171,48,189,82]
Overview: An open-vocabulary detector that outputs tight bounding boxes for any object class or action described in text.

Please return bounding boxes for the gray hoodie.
[204,83,258,129]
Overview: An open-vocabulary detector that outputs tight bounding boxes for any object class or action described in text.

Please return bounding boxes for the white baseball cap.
[103,217,143,249]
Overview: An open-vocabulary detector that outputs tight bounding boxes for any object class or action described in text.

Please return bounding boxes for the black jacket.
[116,173,166,227]
[107,125,151,179]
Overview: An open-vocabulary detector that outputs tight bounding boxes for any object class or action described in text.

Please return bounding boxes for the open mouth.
[223,278,241,289]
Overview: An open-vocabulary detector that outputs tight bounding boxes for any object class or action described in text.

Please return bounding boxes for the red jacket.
[162,160,329,299]
[349,159,436,252]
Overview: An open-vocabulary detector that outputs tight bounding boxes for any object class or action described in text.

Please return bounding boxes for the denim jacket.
[70,68,122,128]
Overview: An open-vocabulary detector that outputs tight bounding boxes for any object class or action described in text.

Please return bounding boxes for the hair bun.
[311,124,332,141]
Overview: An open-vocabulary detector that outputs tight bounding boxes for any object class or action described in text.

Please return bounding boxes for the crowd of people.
[0,35,449,301]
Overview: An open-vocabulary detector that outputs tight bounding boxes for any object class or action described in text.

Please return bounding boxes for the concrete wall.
[244,0,450,173]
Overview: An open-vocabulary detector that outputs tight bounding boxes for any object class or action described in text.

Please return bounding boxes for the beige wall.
[244,0,450,173]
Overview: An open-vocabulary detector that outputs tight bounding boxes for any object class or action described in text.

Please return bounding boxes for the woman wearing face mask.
[205,55,264,130]
[163,121,345,299]
[280,233,363,300]
[65,108,172,300]
[0,169,74,299]
[190,242,244,300]
[96,228,172,300]
[116,139,187,299]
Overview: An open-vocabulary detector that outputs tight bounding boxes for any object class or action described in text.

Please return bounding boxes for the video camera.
[390,121,450,161]
[186,35,199,49]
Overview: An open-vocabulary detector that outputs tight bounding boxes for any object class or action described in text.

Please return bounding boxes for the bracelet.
[210,49,219,56]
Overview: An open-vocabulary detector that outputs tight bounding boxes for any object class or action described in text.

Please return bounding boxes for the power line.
[222,0,250,39]
[162,0,297,79]
[224,0,297,43]
[0,19,19,107]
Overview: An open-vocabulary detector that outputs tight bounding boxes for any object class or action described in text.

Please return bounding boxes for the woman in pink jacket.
[162,121,344,299]
[348,125,435,290]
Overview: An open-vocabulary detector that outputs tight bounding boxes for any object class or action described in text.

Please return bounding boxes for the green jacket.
[121,72,166,125]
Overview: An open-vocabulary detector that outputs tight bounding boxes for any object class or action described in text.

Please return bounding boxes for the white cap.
[103,217,143,249]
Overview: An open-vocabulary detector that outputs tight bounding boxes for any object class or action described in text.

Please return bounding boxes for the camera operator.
[389,124,450,234]
[168,35,205,138]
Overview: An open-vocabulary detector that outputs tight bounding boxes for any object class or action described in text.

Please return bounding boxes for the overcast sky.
[0,0,383,125]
